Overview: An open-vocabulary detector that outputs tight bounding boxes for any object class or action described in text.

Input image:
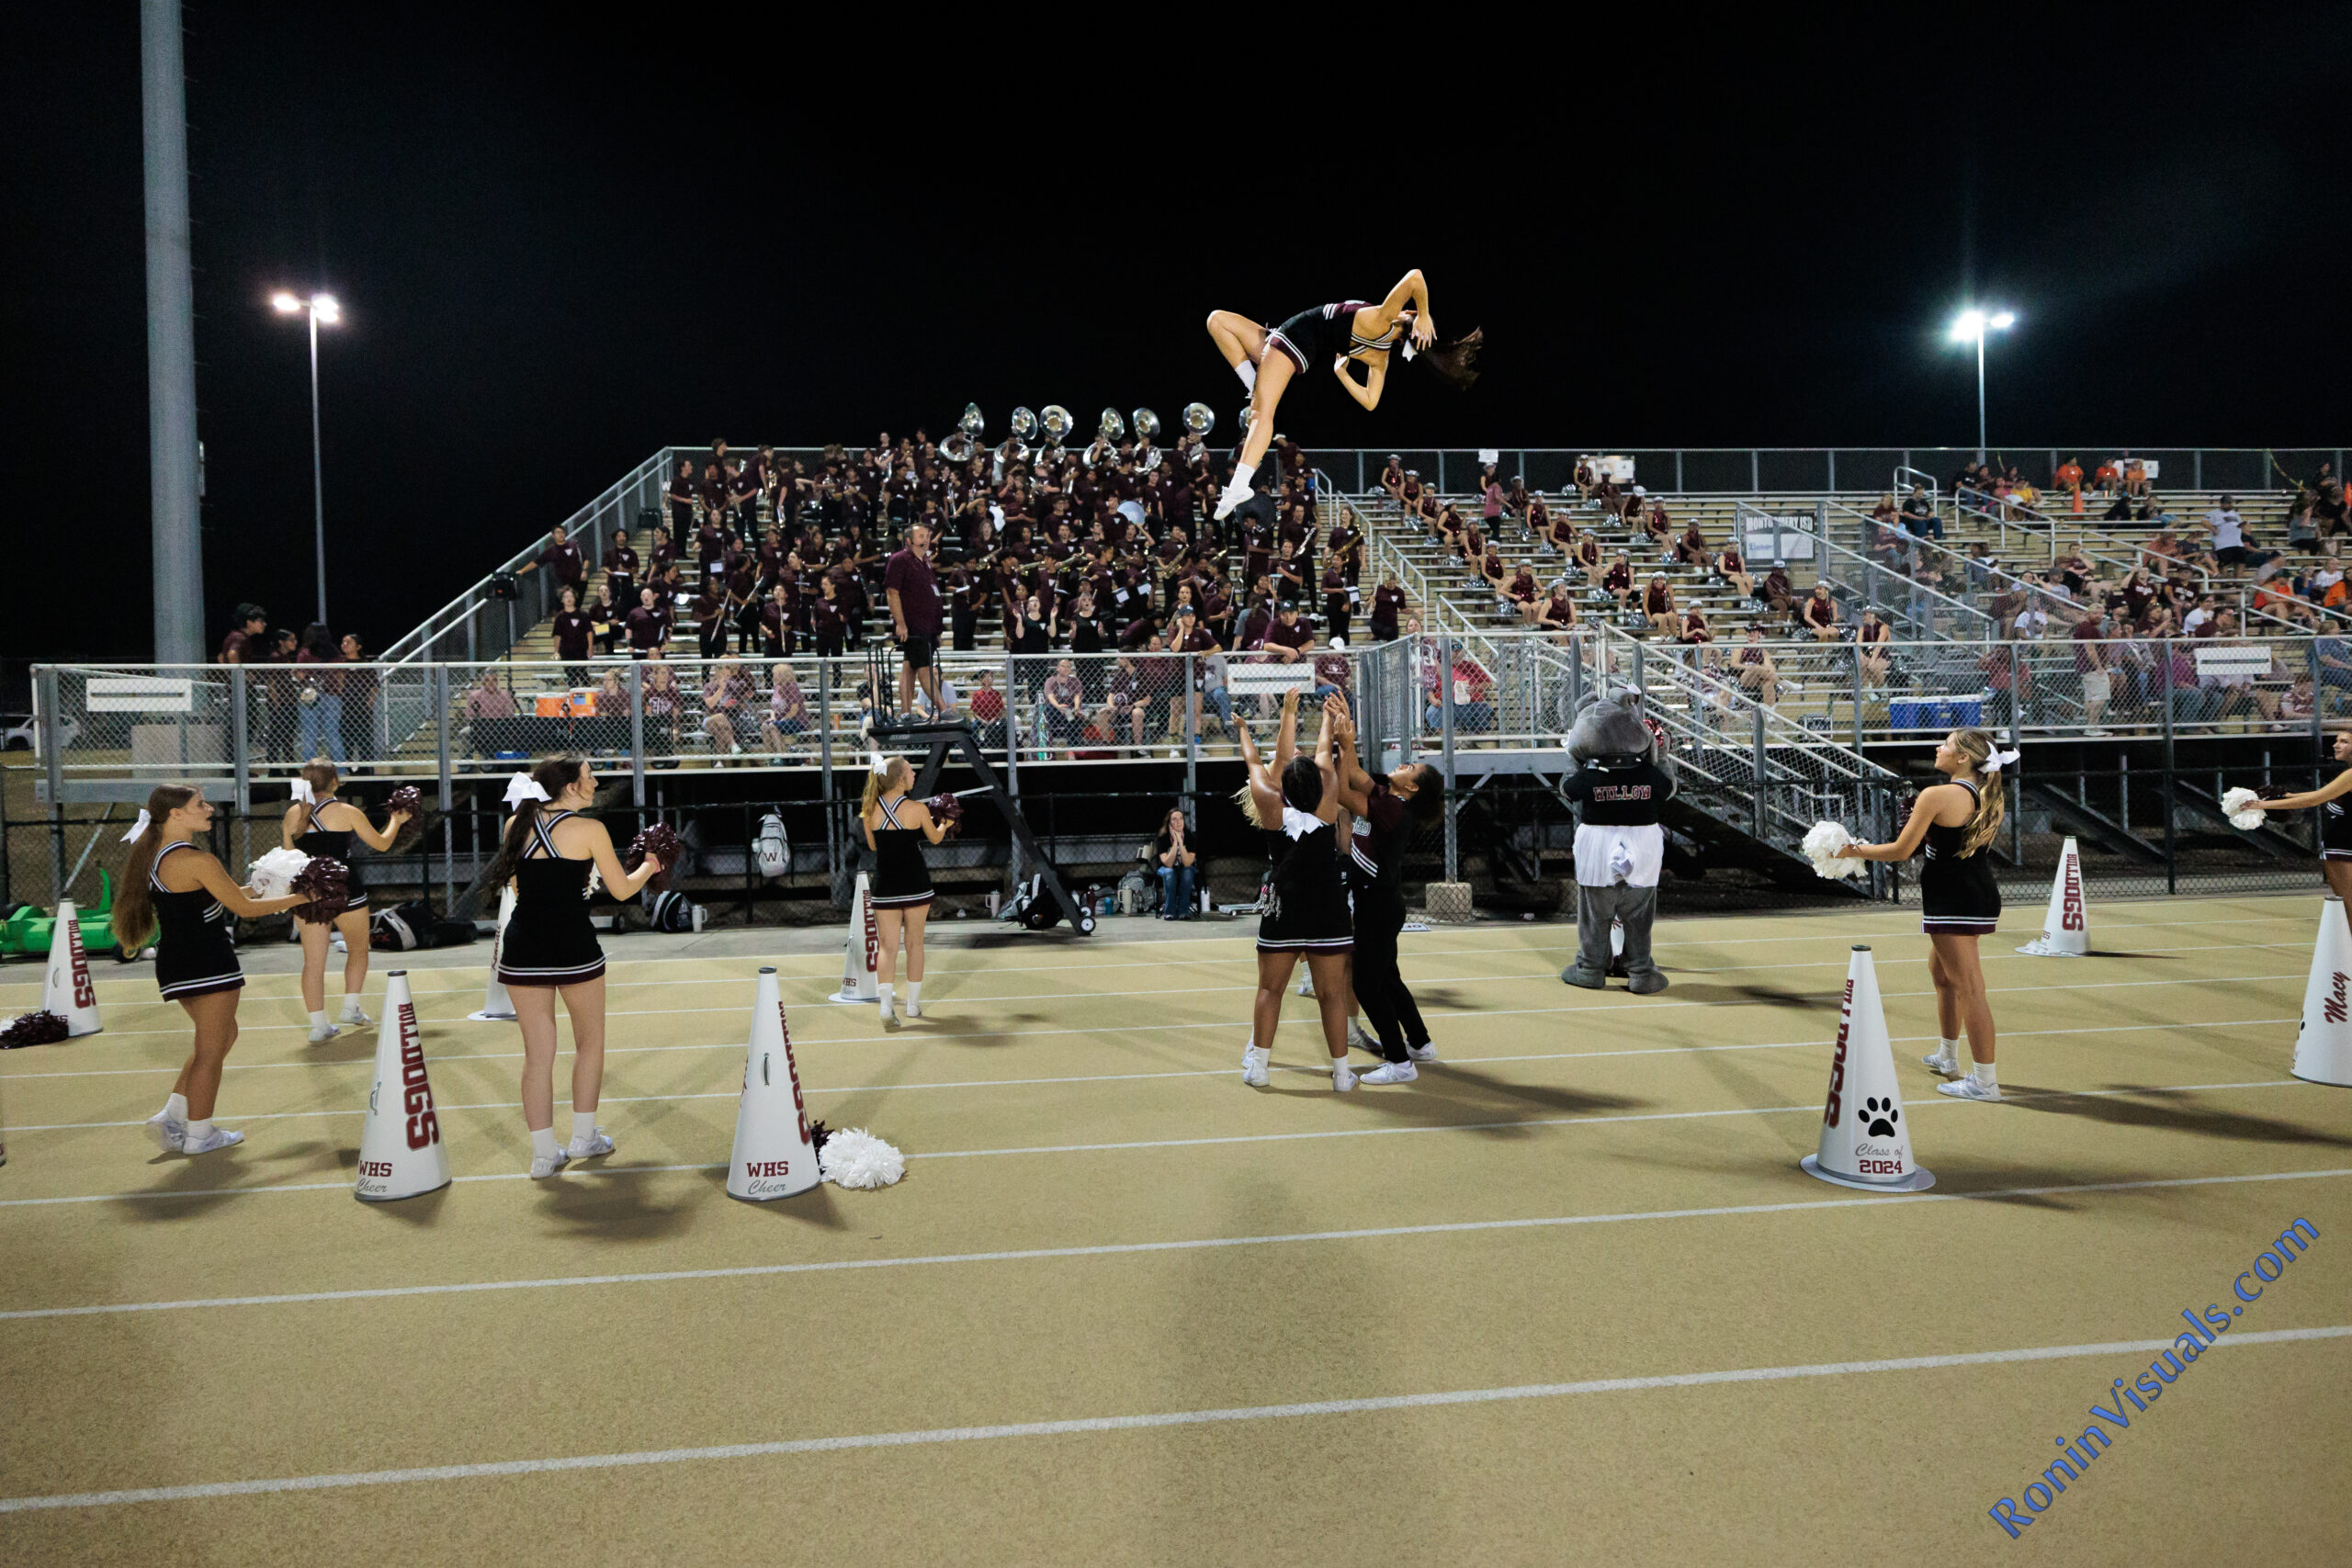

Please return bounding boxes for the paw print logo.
[1860,1097,1900,1138]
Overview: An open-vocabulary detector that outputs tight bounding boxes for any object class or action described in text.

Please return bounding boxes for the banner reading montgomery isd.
[1736,503,1818,562]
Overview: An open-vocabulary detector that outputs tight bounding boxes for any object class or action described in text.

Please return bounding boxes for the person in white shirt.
[2205,496,2249,576]
[2011,604,2050,640]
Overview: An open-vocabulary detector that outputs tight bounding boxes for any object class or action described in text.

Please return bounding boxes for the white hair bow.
[1984,747,2022,774]
[869,750,892,776]
[1401,341,1419,362]
[120,809,151,842]
[504,773,551,806]
[290,777,315,805]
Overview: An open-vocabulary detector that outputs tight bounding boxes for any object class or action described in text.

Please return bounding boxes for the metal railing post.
[1826,449,1837,491]
[1674,451,1684,491]
[1439,633,1458,883]
[2311,640,2325,747]
[39,666,64,907]
[1750,704,1767,840]
[433,664,454,908]
[1749,449,1759,491]
[1004,651,1021,794]
[1850,642,1863,750]
[1183,651,1199,798]
[628,660,647,807]
[229,665,250,813]
[2160,641,2177,895]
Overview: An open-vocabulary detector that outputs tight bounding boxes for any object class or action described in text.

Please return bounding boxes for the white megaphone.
[728,967,821,1201]
[832,872,878,1002]
[43,899,102,1037]
[1801,945,1935,1192]
[355,971,452,1201]
[2016,836,2087,956]
[2293,896,2352,1088]
[469,885,518,1021]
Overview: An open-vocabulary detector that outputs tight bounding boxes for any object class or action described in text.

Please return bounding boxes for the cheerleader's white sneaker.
[1406,1041,1439,1064]
[529,1148,571,1179]
[1213,479,1253,522]
[1296,972,1317,998]
[1240,1043,1270,1088]
[1347,1021,1380,1054]
[1329,1060,1359,1091]
[307,1020,340,1043]
[1921,1048,1960,1076]
[338,1003,372,1027]
[178,1126,243,1156]
[567,1128,615,1160]
[144,1111,187,1154]
[1358,1061,1418,1085]
[1938,1077,2003,1102]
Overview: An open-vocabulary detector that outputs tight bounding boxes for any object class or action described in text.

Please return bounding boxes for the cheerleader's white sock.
[1230,461,1256,492]
[1972,1061,1998,1089]
[530,1126,561,1161]
[878,983,894,1014]
[906,982,922,1010]
[1939,1037,1962,1059]
[1235,360,1256,393]
[308,1010,329,1031]
[163,1093,188,1123]
[571,1110,597,1145]
[184,1118,213,1143]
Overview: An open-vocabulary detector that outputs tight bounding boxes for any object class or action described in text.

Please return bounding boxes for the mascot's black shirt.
[1562,761,1675,826]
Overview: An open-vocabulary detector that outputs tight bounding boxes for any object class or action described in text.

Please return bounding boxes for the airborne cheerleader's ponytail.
[1415,327,1483,391]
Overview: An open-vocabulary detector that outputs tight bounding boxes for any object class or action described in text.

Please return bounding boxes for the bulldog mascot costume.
[1559,686,1676,995]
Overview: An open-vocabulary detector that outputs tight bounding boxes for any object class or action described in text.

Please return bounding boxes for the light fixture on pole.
[1947,308,2016,465]
[272,289,343,624]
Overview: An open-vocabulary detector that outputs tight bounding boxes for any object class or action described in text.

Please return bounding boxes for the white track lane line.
[4,1324,2344,1514]
[4,1166,2344,1324]
[0,968,2308,1061]
[0,1077,2318,1209]
[0,1016,2308,1134]
[0,909,2312,1001]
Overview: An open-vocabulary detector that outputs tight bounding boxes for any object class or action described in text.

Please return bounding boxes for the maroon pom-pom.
[2,1010,72,1048]
[628,823,682,890]
[290,856,352,925]
[384,786,427,850]
[2256,784,2289,801]
[924,794,964,840]
[808,1119,831,1155]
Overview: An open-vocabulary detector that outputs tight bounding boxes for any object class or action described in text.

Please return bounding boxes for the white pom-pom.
[1801,821,1865,881]
[2220,787,2267,832]
[819,1128,905,1189]
[247,848,313,898]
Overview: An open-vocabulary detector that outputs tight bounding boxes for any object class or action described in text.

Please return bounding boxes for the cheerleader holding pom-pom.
[1832,728,2016,1102]
[862,753,949,1029]
[2225,728,2352,897]
[113,786,311,1156]
[1236,690,1359,1089]
[282,761,417,1043]
[487,758,665,1179]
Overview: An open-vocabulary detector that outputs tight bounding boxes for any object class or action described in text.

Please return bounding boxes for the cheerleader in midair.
[283,761,415,1042]
[862,752,947,1029]
[1236,690,1357,1089]
[1836,728,2015,1101]
[1204,272,1481,521]
[2233,728,2352,897]
[114,786,310,1155]
[488,759,666,1177]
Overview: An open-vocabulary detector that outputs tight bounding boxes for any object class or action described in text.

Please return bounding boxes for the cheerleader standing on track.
[1836,728,2016,1102]
[283,761,414,1043]
[1328,705,1444,1083]
[114,785,309,1156]
[1238,690,1357,1089]
[2238,728,2352,897]
[863,753,946,1029]
[488,758,665,1178]
[1204,271,1480,521]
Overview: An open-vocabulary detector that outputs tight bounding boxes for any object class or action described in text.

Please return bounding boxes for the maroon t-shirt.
[883,548,943,637]
[537,540,585,587]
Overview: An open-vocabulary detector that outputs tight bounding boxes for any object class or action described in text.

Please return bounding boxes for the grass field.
[2,896,2348,1566]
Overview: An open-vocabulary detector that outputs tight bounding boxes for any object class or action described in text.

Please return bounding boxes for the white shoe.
[1359,1061,1419,1085]
[567,1128,615,1159]
[880,1001,899,1031]
[1406,1042,1439,1064]
[179,1126,243,1156]
[529,1148,571,1179]
[338,1005,372,1027]
[307,1020,340,1043]
[1296,973,1317,997]
[1938,1077,2003,1102]
[1921,1050,1960,1076]
[1347,1021,1381,1054]
[144,1111,187,1153]
[1330,1061,1358,1091]
[905,998,922,1018]
[1213,480,1252,522]
[1241,1043,1270,1087]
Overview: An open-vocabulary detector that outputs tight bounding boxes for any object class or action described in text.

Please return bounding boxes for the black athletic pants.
[1352,885,1427,1064]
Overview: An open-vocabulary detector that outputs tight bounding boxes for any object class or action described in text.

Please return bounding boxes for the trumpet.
[1182,401,1216,438]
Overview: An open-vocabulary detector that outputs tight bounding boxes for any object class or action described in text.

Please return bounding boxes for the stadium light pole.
[1947,308,2016,465]
[273,289,342,624]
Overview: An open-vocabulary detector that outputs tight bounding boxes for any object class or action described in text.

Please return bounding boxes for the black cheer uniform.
[294,797,369,916]
[1259,809,1353,955]
[1918,781,2002,936]
[1350,778,1428,1062]
[2324,791,2352,862]
[865,794,933,910]
[1263,301,1405,377]
[150,840,243,1000]
[494,809,606,987]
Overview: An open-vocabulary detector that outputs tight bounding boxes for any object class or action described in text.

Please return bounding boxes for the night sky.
[6,5,2346,665]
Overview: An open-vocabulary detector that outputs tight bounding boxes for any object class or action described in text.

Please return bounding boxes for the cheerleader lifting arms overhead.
[1237,690,1359,1089]
[1835,729,2015,1102]
[1204,270,1481,521]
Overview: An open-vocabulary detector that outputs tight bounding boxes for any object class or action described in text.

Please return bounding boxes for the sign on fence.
[1739,513,1818,563]
[1225,663,1320,694]
[2192,645,2275,680]
[87,677,194,714]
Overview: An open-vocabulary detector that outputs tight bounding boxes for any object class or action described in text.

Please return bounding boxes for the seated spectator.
[2072,608,2113,733]
[1150,807,1199,919]
[1533,584,1577,633]
[1672,522,1708,567]
[1754,562,1796,621]
[1857,607,1893,684]
[641,653,684,755]
[702,657,756,756]
[2203,496,2250,577]
[1368,570,1408,643]
[1901,486,1939,540]
[2090,457,2120,493]
[1426,649,1496,734]
[967,669,1007,747]
[1644,573,1679,637]
[1735,626,1779,705]
[1715,540,1753,598]
[1099,654,1148,748]
[1505,560,1543,625]
[1801,582,1841,641]
[1038,658,1087,750]
[1641,502,1673,557]
[2280,671,2317,726]
[760,662,809,753]
[1679,605,1713,645]
[1310,642,1354,720]
[1188,647,1233,739]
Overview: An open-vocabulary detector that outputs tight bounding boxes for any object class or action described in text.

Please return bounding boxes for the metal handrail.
[1336,479,1479,638]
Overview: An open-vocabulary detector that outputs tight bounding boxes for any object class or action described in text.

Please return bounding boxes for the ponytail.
[860,756,909,820]
[1415,327,1483,391]
[485,757,585,886]
[1949,728,2008,855]
[111,784,197,951]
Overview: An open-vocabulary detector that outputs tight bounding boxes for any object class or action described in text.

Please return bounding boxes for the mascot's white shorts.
[1574,822,1663,889]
